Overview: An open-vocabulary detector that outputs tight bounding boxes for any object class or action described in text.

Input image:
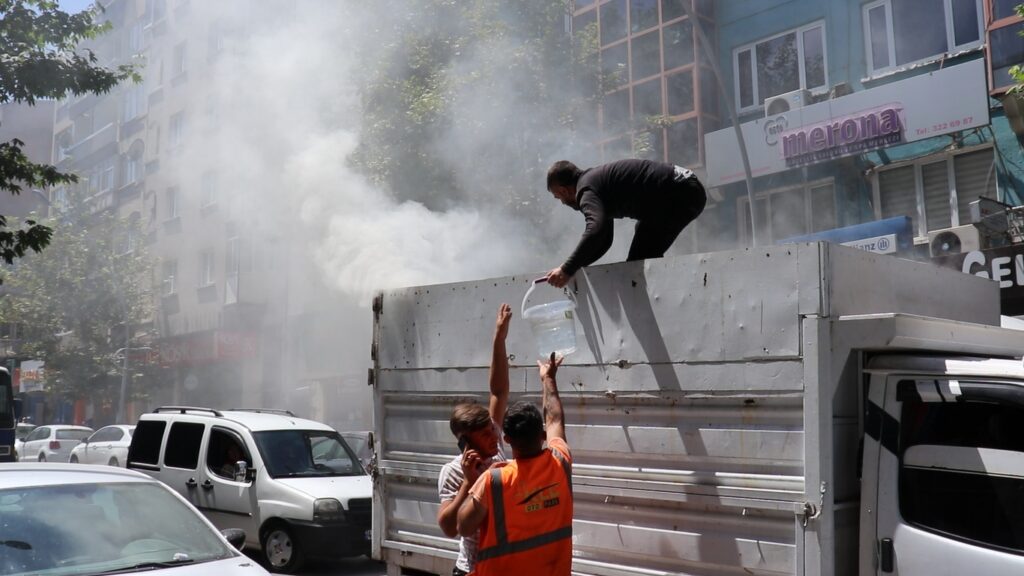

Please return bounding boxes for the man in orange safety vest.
[456,353,573,575]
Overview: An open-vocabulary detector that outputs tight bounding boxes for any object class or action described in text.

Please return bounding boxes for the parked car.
[127,407,371,574]
[339,430,373,471]
[17,425,93,462]
[69,425,135,466]
[0,463,270,575]
[13,422,36,460]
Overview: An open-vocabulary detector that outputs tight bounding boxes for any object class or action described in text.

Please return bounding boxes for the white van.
[126,407,371,573]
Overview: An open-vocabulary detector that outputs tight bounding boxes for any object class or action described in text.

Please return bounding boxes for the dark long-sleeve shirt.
[560,159,681,275]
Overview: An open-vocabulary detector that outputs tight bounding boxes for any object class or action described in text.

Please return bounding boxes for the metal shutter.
[922,160,951,232]
[879,165,917,224]
[955,148,997,225]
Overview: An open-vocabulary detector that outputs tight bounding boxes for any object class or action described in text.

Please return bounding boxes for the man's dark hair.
[547,160,582,190]
[502,401,544,453]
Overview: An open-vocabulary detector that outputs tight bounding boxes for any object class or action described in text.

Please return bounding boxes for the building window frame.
[198,250,215,288]
[862,0,984,78]
[871,143,999,238]
[161,260,177,296]
[737,177,837,245]
[733,20,829,114]
[985,0,1024,93]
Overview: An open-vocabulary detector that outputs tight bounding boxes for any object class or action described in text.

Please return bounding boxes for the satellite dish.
[930,231,962,256]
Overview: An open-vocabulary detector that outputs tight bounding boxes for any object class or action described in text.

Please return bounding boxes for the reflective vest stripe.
[488,468,508,546]
[477,525,573,561]
[551,448,572,495]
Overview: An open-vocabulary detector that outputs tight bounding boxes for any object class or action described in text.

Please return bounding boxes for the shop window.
[631,0,658,33]
[734,21,827,112]
[633,78,663,120]
[663,19,694,72]
[600,0,628,46]
[863,0,982,77]
[127,420,165,466]
[875,148,996,237]
[899,391,1024,552]
[631,29,661,81]
[666,69,694,116]
[738,181,836,244]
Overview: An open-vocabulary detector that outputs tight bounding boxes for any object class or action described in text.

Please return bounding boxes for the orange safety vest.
[473,447,573,576]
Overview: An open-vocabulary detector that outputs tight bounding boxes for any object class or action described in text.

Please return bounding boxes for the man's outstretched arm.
[488,303,511,427]
[540,353,565,442]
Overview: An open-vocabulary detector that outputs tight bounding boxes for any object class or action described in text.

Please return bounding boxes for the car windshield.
[253,430,364,478]
[0,481,235,575]
[56,430,92,441]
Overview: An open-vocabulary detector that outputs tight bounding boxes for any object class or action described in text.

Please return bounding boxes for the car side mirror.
[221,528,246,550]
[233,460,248,483]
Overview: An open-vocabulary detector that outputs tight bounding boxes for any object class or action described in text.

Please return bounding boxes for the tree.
[0,0,136,266]
[351,0,603,218]
[0,191,159,409]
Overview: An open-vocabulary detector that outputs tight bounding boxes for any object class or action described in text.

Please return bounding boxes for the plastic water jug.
[521,278,578,360]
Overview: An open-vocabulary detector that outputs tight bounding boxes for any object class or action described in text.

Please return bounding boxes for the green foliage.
[1008,5,1024,94]
[0,1,137,267]
[351,0,603,216]
[0,192,156,403]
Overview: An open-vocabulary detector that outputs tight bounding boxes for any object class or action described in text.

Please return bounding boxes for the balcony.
[63,123,118,167]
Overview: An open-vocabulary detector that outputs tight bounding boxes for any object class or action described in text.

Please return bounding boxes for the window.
[206,428,251,480]
[875,147,997,237]
[207,21,225,60]
[600,0,627,46]
[122,85,146,122]
[899,385,1024,553]
[128,21,144,53]
[200,171,217,207]
[863,0,983,76]
[124,153,140,186]
[631,0,658,33]
[663,19,694,72]
[164,422,204,470]
[166,187,179,219]
[988,0,1024,91]
[199,250,214,287]
[145,0,166,24]
[98,159,115,192]
[738,181,836,243]
[734,21,828,112]
[162,260,177,296]
[169,112,185,147]
[172,42,187,76]
[225,237,240,305]
[127,420,166,467]
[632,29,661,81]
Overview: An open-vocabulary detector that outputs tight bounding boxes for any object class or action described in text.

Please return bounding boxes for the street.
[242,551,387,576]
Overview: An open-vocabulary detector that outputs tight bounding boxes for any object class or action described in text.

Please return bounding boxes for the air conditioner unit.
[928,225,982,257]
[764,89,812,117]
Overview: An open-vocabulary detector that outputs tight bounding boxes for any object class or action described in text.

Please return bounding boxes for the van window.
[128,420,166,466]
[206,428,252,480]
[164,422,205,470]
[899,396,1024,553]
[253,430,363,478]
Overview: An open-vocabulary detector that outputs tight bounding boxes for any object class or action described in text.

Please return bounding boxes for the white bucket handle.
[521,276,551,318]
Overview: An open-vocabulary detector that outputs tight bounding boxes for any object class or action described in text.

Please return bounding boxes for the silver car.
[0,463,270,575]
[69,425,135,466]
[17,425,93,462]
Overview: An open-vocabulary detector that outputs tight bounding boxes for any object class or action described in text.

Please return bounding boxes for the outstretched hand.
[546,267,571,288]
[538,352,563,380]
[494,303,511,341]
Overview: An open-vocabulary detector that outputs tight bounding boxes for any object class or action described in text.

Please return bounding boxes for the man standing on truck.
[456,353,573,576]
[544,158,707,288]
[436,303,512,576]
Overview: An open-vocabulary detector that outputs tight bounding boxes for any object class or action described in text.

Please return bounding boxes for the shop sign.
[19,360,44,393]
[705,59,989,187]
[160,331,258,366]
[932,244,1024,316]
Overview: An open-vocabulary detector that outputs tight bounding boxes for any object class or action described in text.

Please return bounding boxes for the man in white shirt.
[436,303,511,576]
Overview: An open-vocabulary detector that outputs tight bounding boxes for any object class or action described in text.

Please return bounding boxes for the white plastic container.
[521,278,577,359]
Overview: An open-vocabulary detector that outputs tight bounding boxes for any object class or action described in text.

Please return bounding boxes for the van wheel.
[108,457,119,467]
[261,523,304,573]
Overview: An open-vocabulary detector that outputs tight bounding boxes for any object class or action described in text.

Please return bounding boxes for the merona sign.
[781,107,902,166]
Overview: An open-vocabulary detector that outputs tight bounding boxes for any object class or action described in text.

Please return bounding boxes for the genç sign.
[933,245,1024,316]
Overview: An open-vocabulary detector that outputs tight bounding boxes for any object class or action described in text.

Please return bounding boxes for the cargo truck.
[370,242,1024,576]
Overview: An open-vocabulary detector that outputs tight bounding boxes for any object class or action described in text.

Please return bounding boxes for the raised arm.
[539,353,565,442]
[488,303,511,426]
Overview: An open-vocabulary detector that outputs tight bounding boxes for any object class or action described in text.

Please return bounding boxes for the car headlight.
[313,498,345,523]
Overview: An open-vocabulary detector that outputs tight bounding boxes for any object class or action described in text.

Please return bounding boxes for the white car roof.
[141,408,335,433]
[0,463,155,490]
[45,425,93,430]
